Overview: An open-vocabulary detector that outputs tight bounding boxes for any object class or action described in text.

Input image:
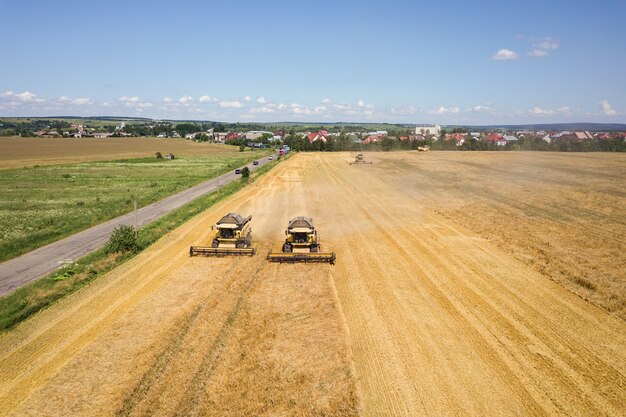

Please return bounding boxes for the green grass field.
[0,151,269,263]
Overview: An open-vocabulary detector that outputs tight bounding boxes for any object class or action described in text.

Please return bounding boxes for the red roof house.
[307,131,329,143]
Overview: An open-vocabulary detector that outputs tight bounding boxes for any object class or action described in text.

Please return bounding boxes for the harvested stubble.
[0,152,624,417]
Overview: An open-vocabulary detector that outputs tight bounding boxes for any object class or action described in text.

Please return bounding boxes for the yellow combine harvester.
[189,212,256,256]
[350,153,373,165]
[267,217,336,264]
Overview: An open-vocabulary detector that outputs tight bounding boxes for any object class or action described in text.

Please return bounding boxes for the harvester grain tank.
[189,212,256,256]
[350,154,373,165]
[267,217,336,264]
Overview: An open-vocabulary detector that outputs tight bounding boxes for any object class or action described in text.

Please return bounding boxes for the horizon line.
[2,116,626,128]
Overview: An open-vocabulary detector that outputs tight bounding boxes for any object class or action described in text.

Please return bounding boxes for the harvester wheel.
[211,239,219,248]
[283,243,292,253]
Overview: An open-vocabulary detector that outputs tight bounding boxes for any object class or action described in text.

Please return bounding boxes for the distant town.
[1,118,625,152]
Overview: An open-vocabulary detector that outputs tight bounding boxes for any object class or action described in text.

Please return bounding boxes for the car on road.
[253,160,259,165]
[268,156,273,160]
[235,169,241,174]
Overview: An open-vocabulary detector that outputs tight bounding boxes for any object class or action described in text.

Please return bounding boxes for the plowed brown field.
[0,152,624,417]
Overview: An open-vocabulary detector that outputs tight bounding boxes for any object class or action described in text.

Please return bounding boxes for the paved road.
[0,155,276,296]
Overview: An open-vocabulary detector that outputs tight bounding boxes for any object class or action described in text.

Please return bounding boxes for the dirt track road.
[0,152,624,416]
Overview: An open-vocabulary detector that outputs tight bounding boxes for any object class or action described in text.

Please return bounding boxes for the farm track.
[0,152,624,416]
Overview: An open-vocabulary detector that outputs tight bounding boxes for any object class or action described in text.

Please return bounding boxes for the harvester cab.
[189,212,256,256]
[267,217,336,264]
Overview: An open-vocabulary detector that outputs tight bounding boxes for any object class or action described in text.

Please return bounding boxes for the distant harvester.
[350,154,373,165]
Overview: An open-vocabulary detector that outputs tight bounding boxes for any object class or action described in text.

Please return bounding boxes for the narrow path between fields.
[0,155,275,296]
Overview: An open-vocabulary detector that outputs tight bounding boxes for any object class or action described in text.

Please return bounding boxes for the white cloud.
[266,102,287,110]
[257,96,266,104]
[71,97,92,105]
[119,96,153,108]
[529,107,551,115]
[357,100,365,108]
[527,37,559,57]
[57,96,92,105]
[163,97,172,103]
[243,96,251,101]
[332,103,352,111]
[528,106,570,116]
[535,39,559,50]
[198,95,211,103]
[430,106,460,115]
[599,99,616,116]
[178,95,193,104]
[321,98,331,104]
[390,105,417,115]
[491,49,520,60]
[219,100,243,108]
[250,106,275,113]
[471,105,493,112]
[1,90,46,103]
[289,104,327,116]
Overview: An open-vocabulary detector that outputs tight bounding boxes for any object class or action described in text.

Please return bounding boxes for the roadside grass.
[0,151,270,263]
[0,156,286,332]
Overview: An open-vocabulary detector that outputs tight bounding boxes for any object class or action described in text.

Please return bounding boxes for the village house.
[306,130,330,143]
[362,134,383,144]
[212,132,228,142]
[445,133,467,146]
[483,133,507,146]
[225,132,241,142]
[553,131,594,141]
[398,135,426,142]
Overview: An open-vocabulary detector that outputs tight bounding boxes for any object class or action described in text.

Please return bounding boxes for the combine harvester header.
[267,217,336,264]
[190,212,256,256]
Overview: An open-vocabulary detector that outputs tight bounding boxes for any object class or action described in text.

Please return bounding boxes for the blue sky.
[1,0,624,124]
